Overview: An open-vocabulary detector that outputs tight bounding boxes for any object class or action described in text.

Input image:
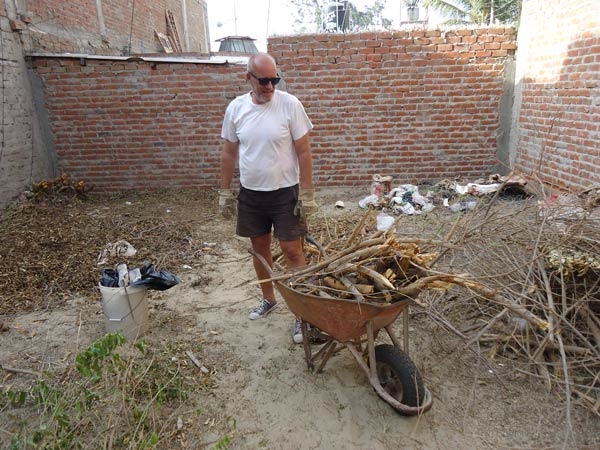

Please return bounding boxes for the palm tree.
[423,0,522,25]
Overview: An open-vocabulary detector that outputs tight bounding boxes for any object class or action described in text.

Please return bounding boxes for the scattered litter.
[101,263,181,291]
[356,173,529,216]
[358,194,379,209]
[96,240,137,266]
[335,200,345,209]
[376,212,395,231]
[389,184,434,215]
[446,199,477,212]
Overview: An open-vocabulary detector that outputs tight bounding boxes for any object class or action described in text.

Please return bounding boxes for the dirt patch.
[1,186,599,449]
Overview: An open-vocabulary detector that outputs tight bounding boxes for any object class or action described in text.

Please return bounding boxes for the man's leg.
[280,238,309,343]
[250,233,276,304]
[279,238,306,270]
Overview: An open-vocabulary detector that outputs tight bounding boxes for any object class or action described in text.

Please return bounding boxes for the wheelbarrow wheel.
[374,344,425,413]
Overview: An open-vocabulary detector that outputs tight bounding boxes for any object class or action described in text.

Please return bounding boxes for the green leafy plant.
[75,331,126,381]
[1,335,223,449]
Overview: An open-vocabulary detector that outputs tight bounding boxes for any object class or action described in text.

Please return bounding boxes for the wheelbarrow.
[249,248,433,416]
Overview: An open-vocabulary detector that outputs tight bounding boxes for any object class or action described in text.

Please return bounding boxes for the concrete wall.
[0,14,55,205]
[28,27,517,193]
[510,0,600,191]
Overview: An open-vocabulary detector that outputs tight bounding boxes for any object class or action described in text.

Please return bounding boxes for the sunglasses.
[249,72,281,86]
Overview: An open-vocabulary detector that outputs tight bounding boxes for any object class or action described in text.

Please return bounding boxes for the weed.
[1,333,215,449]
[212,435,231,450]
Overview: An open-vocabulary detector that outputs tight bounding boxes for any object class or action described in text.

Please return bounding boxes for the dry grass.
[2,179,599,418]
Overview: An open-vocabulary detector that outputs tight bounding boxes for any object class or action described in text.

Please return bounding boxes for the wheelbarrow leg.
[300,320,337,373]
[403,307,410,355]
[300,321,314,371]
[382,307,410,355]
[314,340,337,373]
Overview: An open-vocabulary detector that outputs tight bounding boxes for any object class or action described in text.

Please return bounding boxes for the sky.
[206,0,442,52]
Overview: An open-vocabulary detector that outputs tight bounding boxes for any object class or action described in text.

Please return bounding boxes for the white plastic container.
[98,283,149,341]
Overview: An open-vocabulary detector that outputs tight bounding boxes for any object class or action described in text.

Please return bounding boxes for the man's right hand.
[218,189,237,219]
[294,189,318,219]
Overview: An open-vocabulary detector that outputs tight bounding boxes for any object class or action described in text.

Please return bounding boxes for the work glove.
[218,189,237,219]
[294,189,318,219]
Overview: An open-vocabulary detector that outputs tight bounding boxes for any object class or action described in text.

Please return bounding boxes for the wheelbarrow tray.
[275,278,410,342]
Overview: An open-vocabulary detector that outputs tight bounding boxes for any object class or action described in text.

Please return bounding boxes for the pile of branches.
[291,181,600,415]
[288,235,442,304]
[418,183,600,416]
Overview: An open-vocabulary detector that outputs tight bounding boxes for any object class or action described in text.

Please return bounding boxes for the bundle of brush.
[282,235,453,305]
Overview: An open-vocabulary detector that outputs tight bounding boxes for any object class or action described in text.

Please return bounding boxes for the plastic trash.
[131,264,181,291]
[128,267,142,284]
[101,268,119,288]
[96,240,137,266]
[376,212,395,231]
[101,264,181,291]
[449,200,477,212]
[400,203,416,215]
[117,263,129,287]
[358,194,379,209]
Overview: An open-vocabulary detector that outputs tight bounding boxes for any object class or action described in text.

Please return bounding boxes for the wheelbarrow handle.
[248,248,274,277]
[305,233,327,257]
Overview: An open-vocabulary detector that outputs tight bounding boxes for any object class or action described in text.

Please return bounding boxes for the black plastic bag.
[100,268,119,287]
[132,264,181,291]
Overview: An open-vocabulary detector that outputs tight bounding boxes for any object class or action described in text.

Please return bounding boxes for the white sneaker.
[293,318,303,344]
[248,298,277,320]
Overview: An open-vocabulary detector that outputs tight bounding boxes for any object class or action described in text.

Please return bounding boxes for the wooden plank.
[155,30,173,53]
[165,9,183,53]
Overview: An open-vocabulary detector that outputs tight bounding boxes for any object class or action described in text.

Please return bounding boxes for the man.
[219,52,317,344]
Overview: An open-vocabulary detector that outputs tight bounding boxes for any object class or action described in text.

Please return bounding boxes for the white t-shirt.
[221,90,313,191]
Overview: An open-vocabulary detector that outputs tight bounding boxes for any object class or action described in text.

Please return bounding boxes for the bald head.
[247,53,277,74]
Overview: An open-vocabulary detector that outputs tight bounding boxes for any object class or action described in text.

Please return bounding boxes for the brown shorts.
[236,185,307,241]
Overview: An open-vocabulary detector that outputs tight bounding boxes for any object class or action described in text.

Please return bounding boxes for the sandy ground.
[2,187,600,449]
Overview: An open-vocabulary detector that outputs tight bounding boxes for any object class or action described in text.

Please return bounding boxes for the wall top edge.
[26,53,249,65]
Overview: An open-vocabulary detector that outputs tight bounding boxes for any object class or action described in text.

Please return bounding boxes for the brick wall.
[30,56,248,192]
[270,29,516,186]
[29,27,517,193]
[24,0,209,55]
[511,0,600,191]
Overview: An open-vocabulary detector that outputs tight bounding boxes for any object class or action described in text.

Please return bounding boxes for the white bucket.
[98,283,149,341]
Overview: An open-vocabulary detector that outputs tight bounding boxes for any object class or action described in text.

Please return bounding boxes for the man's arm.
[294,133,313,190]
[220,139,239,189]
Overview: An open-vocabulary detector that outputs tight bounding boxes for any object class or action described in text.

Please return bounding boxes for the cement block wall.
[29,27,517,193]
[0,17,55,205]
[510,0,600,191]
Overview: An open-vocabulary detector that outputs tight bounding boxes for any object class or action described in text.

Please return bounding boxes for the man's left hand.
[294,189,318,219]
